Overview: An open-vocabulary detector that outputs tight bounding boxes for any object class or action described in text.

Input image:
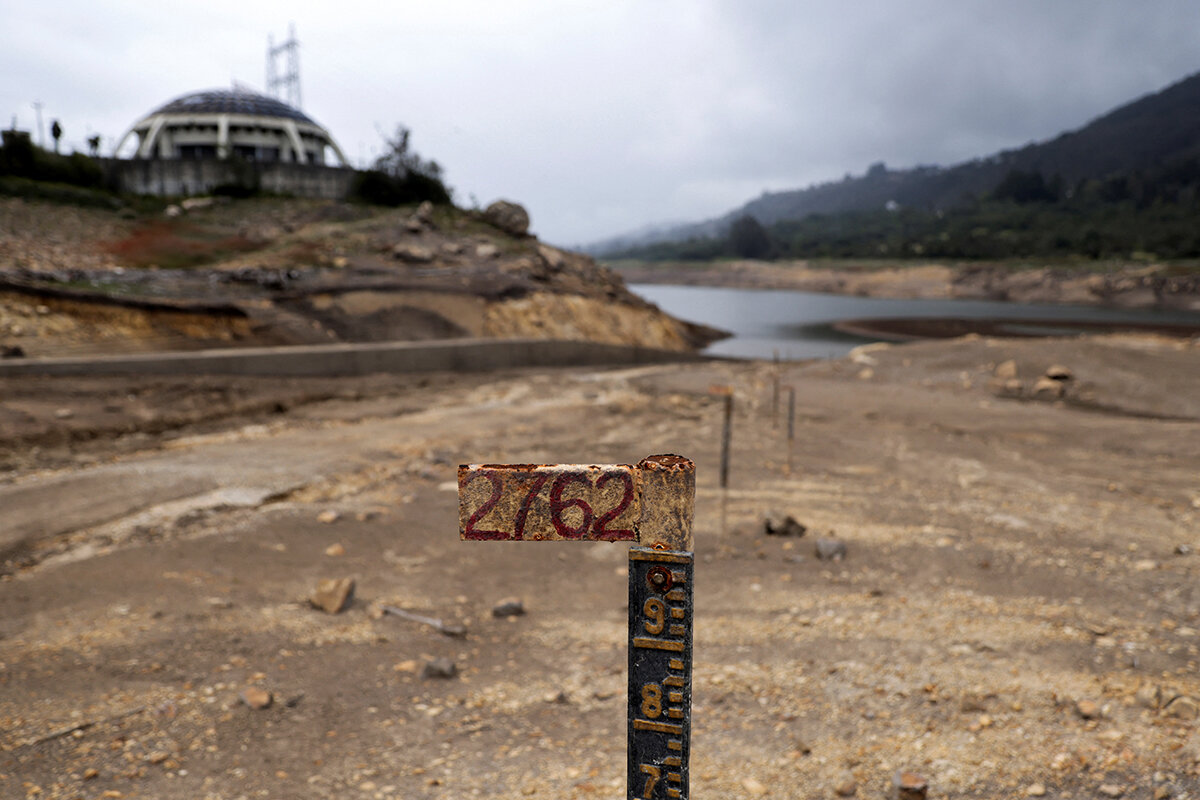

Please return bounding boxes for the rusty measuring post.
[459,455,696,800]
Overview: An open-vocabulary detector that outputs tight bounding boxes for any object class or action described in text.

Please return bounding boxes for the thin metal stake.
[786,386,796,477]
[719,393,733,490]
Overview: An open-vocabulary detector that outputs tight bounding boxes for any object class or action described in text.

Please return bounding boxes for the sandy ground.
[1,332,1198,799]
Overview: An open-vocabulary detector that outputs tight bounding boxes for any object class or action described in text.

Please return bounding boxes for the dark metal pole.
[719,393,733,489]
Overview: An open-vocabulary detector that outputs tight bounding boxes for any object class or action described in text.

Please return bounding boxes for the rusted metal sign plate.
[458,463,641,541]
[628,546,693,800]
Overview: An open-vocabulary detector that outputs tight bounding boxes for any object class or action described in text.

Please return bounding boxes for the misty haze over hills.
[587,69,1200,256]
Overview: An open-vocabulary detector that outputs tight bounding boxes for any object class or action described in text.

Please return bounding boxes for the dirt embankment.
[611,258,1200,311]
[0,197,724,359]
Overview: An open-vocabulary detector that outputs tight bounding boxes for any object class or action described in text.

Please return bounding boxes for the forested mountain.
[590,70,1200,256]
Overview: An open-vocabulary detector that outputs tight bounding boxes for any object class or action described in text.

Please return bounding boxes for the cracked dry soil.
[1,333,1198,800]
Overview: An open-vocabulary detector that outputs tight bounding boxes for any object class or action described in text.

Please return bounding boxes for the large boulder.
[483,200,530,236]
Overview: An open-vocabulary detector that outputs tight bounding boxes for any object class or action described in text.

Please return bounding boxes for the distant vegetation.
[600,69,1200,265]
[348,125,452,207]
[0,129,118,208]
[617,158,1200,262]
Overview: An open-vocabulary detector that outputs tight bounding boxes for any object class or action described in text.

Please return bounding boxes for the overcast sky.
[3,1,1200,245]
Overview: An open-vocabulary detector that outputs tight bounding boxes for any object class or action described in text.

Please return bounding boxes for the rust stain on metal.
[635,455,695,552]
[459,463,641,541]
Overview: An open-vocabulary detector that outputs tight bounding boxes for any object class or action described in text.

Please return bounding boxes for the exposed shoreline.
[609,258,1200,312]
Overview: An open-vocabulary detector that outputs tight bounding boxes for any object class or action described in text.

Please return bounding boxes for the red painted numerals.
[460,467,637,541]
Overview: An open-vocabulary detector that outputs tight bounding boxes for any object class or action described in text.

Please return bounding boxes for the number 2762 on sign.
[458,464,641,542]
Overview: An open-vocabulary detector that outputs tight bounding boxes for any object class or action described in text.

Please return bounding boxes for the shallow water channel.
[631,283,1200,360]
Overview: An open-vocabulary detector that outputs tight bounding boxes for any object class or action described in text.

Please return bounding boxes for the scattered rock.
[415,200,434,223]
[309,577,355,614]
[1164,695,1199,721]
[763,511,807,537]
[741,777,768,796]
[483,200,530,236]
[165,204,182,218]
[1155,786,1173,800]
[1026,783,1047,797]
[834,774,858,796]
[1136,683,1163,709]
[537,243,567,271]
[1,344,25,359]
[995,377,1023,397]
[421,657,458,679]
[324,542,345,557]
[814,537,847,561]
[993,359,1018,379]
[1032,376,1066,400]
[475,243,500,259]
[54,408,74,419]
[1044,364,1073,381]
[893,770,928,800]
[543,690,568,704]
[1098,784,1125,798]
[392,243,435,263]
[239,686,273,709]
[1176,544,1193,556]
[1075,699,1102,719]
[404,217,425,234]
[82,768,99,780]
[316,509,341,524]
[493,597,526,618]
[441,241,465,255]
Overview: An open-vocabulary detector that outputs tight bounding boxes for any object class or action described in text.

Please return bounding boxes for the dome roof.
[149,89,317,125]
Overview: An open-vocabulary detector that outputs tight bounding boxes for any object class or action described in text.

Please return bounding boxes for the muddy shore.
[610,259,1200,313]
[2,332,1198,799]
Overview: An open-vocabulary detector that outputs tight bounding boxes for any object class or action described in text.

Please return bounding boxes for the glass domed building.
[110,87,352,198]
[115,88,347,166]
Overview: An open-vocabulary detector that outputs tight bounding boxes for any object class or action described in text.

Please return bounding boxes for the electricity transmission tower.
[266,23,302,109]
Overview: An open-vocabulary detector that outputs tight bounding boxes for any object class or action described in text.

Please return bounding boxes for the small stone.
[1026,783,1047,797]
[742,777,768,796]
[544,690,568,704]
[763,511,807,537]
[1165,695,1199,721]
[493,598,525,618]
[83,768,99,780]
[475,243,500,259]
[1076,699,1101,719]
[146,750,170,764]
[392,243,435,263]
[893,770,927,800]
[310,577,355,614]
[404,217,425,233]
[316,509,340,524]
[239,687,273,709]
[421,657,458,679]
[1176,544,1193,555]
[1098,784,1124,798]
[1136,683,1163,709]
[814,537,847,561]
[1134,559,1159,572]
[324,542,345,557]
[993,359,1018,379]
[1044,364,1073,381]
[54,408,74,419]
[834,774,858,796]
[1155,786,1172,800]
[416,200,434,222]
[1032,376,1065,399]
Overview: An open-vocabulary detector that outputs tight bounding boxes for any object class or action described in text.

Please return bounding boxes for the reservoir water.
[631,283,1200,360]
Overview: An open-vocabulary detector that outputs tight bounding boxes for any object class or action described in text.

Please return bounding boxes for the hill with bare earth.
[0,196,724,359]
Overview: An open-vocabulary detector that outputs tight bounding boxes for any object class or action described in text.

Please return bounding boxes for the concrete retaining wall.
[104,158,354,199]
[0,338,708,378]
